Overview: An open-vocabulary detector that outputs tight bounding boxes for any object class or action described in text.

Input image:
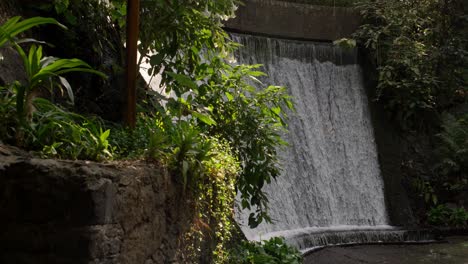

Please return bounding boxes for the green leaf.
[192,112,217,126]
[225,91,234,101]
[248,71,267,77]
[150,53,164,67]
[167,72,198,90]
[100,129,111,142]
[0,16,66,47]
[58,76,74,104]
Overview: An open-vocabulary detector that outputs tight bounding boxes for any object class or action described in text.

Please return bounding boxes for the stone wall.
[0,145,193,264]
[224,0,361,41]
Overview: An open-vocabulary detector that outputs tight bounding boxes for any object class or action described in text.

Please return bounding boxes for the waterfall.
[232,33,395,248]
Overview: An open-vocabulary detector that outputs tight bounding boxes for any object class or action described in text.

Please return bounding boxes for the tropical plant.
[13,44,106,124]
[166,121,213,190]
[229,237,303,264]
[26,98,113,160]
[0,16,112,161]
[0,16,65,49]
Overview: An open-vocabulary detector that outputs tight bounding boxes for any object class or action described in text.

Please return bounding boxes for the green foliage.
[433,113,468,191]
[110,0,239,69]
[111,0,293,227]
[150,61,293,228]
[229,237,302,264]
[0,16,112,161]
[414,113,468,209]
[333,38,356,50]
[428,204,451,225]
[182,138,240,263]
[110,114,241,263]
[0,84,113,160]
[13,43,106,123]
[0,16,65,48]
[40,0,78,25]
[194,64,293,228]
[354,0,467,129]
[8,4,293,259]
[166,121,213,190]
[428,204,468,227]
[27,98,113,160]
[108,115,159,159]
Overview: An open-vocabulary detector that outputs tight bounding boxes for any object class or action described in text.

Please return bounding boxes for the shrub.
[427,204,468,227]
[353,0,467,129]
[26,98,113,161]
[229,237,303,264]
[0,16,111,161]
[427,204,452,226]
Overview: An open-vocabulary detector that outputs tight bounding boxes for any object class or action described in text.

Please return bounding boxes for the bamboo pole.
[124,0,140,128]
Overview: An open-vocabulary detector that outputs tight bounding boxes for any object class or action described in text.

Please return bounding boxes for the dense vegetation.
[1,0,466,262]
[0,0,300,262]
[353,0,467,226]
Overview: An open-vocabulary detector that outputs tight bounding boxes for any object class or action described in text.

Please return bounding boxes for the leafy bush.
[13,43,105,124]
[427,204,452,226]
[229,237,302,264]
[0,16,111,161]
[353,0,467,129]
[196,64,293,228]
[428,204,468,227]
[449,207,468,227]
[108,114,159,159]
[166,121,213,189]
[26,98,113,161]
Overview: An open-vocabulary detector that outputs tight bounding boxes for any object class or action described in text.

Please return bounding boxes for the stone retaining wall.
[0,145,193,264]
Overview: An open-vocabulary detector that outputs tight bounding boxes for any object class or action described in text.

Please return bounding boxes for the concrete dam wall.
[225,0,361,41]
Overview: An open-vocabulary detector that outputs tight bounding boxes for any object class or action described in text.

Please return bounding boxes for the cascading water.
[231,33,421,250]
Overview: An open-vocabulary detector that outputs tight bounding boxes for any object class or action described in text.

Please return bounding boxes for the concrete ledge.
[225,0,361,41]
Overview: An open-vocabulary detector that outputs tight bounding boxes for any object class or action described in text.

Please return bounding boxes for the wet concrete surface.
[304,237,468,264]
